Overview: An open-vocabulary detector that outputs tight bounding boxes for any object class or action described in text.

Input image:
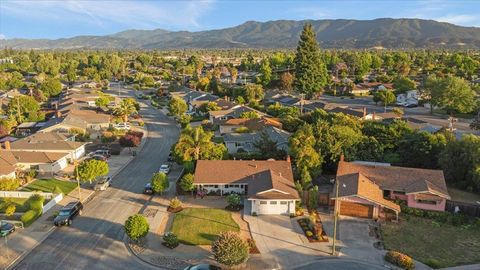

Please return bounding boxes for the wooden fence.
[445,200,480,218]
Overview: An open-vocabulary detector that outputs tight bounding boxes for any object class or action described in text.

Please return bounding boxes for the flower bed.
[247,238,260,254]
[385,250,415,270]
[297,212,328,242]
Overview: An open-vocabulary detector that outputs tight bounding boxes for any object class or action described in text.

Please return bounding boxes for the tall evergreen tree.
[294,23,328,98]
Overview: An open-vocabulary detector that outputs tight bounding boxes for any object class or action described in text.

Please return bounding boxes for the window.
[234,185,239,188]
[416,199,437,205]
[225,185,230,188]
[259,201,267,205]
[280,201,287,205]
[214,185,218,188]
[270,201,277,205]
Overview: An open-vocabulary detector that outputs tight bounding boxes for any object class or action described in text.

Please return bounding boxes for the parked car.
[54,201,83,226]
[184,264,222,270]
[91,149,111,158]
[113,122,131,130]
[404,103,418,108]
[94,176,112,191]
[167,151,174,162]
[0,221,15,237]
[143,183,153,195]
[158,164,171,174]
[90,154,107,161]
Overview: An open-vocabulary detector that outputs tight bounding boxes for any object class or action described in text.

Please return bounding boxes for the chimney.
[286,155,291,163]
[4,140,11,150]
[279,172,282,177]
[55,111,62,118]
[372,112,376,121]
[339,154,344,162]
[363,107,367,118]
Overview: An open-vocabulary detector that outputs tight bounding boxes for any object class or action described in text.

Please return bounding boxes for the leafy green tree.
[168,97,188,117]
[439,134,480,192]
[76,159,109,184]
[257,59,272,87]
[431,76,476,115]
[374,90,396,112]
[174,126,226,162]
[179,114,192,129]
[280,72,294,92]
[212,231,249,266]
[6,71,24,90]
[39,77,62,97]
[239,111,259,119]
[289,125,323,177]
[294,23,329,98]
[95,96,110,108]
[235,96,245,105]
[199,101,219,113]
[124,214,149,242]
[393,76,416,94]
[151,172,168,194]
[352,136,384,162]
[244,83,264,103]
[398,131,447,169]
[114,98,138,122]
[253,131,284,160]
[180,173,194,193]
[8,95,40,123]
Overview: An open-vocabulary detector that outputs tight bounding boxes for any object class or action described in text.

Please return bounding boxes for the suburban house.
[332,158,450,219]
[209,105,266,123]
[40,109,111,138]
[0,149,69,176]
[8,132,86,161]
[194,159,299,215]
[396,90,419,105]
[224,126,291,154]
[0,154,17,179]
[219,117,282,134]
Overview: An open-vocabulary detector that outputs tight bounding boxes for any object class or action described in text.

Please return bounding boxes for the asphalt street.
[13,88,179,270]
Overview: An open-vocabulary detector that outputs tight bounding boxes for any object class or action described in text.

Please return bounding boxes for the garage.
[253,200,291,215]
[340,201,373,218]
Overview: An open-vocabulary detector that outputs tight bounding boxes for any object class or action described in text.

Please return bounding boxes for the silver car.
[94,176,112,191]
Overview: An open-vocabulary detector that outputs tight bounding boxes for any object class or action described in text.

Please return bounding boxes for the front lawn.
[21,179,77,195]
[171,208,240,245]
[382,215,480,268]
[0,198,29,213]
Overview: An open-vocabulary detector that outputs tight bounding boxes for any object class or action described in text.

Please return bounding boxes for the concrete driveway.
[245,214,331,269]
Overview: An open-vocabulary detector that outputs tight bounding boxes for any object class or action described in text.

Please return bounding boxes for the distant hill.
[2,18,480,49]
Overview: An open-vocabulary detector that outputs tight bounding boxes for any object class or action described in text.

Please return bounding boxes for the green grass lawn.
[21,179,77,195]
[171,208,240,245]
[0,198,29,213]
[382,215,480,268]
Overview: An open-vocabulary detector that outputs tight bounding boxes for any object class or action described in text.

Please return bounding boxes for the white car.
[94,176,112,191]
[113,122,131,130]
[158,164,171,174]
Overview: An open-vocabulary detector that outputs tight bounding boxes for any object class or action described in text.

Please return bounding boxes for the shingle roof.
[337,161,450,199]
[0,150,68,164]
[10,132,85,152]
[194,160,298,200]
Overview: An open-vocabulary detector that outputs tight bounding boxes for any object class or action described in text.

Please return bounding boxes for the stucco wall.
[407,194,446,211]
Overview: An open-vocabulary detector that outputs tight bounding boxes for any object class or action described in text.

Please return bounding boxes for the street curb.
[123,235,178,270]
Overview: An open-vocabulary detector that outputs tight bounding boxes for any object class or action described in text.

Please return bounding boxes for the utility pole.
[300,93,305,115]
[74,159,81,202]
[332,179,340,256]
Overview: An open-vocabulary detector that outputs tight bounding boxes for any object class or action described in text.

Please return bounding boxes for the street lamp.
[74,159,81,202]
[332,178,340,256]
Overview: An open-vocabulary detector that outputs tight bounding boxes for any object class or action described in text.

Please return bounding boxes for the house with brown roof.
[8,132,87,161]
[194,159,299,215]
[0,149,69,176]
[219,117,282,134]
[333,158,450,219]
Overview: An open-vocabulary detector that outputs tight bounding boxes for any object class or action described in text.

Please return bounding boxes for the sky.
[1,0,479,39]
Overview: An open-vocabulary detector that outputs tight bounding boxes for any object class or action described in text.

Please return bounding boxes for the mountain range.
[2,18,480,49]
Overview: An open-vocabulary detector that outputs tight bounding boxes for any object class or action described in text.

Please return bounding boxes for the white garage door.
[257,200,290,215]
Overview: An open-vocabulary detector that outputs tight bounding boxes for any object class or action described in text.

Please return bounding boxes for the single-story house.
[396,90,418,105]
[224,126,291,154]
[209,105,266,123]
[332,158,450,219]
[194,159,299,215]
[0,153,17,179]
[0,150,69,175]
[40,109,111,138]
[8,132,86,161]
[219,117,282,134]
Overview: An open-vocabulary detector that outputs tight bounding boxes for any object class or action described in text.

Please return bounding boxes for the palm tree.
[175,126,216,161]
[114,99,137,122]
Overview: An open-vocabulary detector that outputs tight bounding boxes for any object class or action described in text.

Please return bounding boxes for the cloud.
[0,34,6,40]
[1,0,215,30]
[435,14,479,26]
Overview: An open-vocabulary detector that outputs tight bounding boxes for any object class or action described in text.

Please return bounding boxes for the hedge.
[385,251,415,270]
[0,177,21,191]
[26,194,45,212]
[400,204,469,226]
[21,209,42,227]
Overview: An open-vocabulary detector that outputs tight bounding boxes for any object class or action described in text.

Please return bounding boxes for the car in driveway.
[54,201,83,226]
[404,103,418,108]
[91,149,111,158]
[184,264,221,270]
[143,183,153,195]
[89,154,108,161]
[94,176,112,191]
[0,221,15,237]
[158,164,171,174]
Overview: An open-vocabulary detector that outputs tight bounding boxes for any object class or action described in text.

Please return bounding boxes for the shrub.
[127,130,144,139]
[27,194,45,211]
[21,209,41,227]
[211,231,249,266]
[163,232,179,248]
[101,131,116,143]
[151,172,168,194]
[5,204,16,216]
[119,134,141,147]
[425,258,443,269]
[306,231,313,237]
[226,194,241,207]
[124,214,149,242]
[169,197,182,209]
[179,173,194,193]
[0,178,21,191]
[385,251,415,270]
[183,161,195,173]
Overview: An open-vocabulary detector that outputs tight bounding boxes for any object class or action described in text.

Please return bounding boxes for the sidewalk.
[0,124,149,269]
